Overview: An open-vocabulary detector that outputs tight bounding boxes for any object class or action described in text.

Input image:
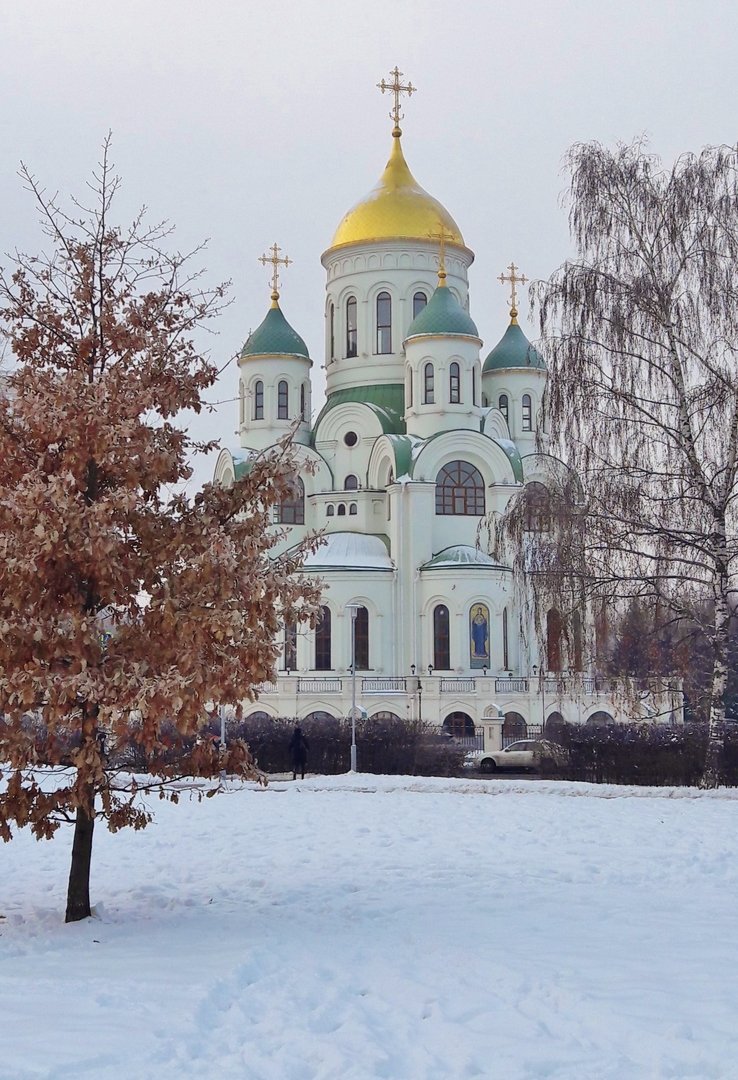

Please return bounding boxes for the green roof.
[421,545,510,571]
[405,284,479,340]
[241,302,309,360]
[313,384,406,437]
[483,321,545,373]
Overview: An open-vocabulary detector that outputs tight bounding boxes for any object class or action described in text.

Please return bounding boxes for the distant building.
[216,71,679,743]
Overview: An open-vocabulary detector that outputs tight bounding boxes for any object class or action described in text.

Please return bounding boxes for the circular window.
[344,431,358,447]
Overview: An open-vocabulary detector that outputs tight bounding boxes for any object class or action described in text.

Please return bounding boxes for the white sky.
[3,0,737,490]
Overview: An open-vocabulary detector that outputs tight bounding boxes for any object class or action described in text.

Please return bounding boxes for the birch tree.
[530,139,738,786]
[0,144,321,920]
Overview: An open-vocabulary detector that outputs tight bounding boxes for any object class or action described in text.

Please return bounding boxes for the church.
[215,70,672,744]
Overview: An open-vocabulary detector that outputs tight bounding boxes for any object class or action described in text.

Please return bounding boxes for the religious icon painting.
[469,603,490,669]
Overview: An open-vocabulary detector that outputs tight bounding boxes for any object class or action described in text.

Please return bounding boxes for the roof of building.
[302,532,394,571]
[421,545,509,570]
[328,132,464,250]
[313,384,406,437]
[241,300,309,360]
[405,282,479,340]
[482,320,545,373]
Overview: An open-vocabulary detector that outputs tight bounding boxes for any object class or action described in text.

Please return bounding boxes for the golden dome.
[329,131,464,250]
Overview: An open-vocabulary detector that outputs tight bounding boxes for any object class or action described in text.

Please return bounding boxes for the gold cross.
[428,222,455,285]
[258,242,292,302]
[498,262,528,322]
[377,66,416,133]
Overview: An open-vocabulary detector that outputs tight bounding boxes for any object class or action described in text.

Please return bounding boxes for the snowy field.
[2,774,738,1080]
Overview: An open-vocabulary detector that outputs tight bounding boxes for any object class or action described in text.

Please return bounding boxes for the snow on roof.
[303,532,394,571]
[422,545,507,570]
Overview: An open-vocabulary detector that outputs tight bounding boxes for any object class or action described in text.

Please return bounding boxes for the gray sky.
[3,0,737,489]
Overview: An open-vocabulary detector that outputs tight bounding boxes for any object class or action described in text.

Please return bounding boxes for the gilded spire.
[428,222,455,287]
[498,262,528,324]
[258,242,292,307]
[376,65,416,137]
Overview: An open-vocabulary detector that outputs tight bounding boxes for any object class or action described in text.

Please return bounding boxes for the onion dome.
[241,299,309,360]
[483,320,545,373]
[329,131,464,250]
[406,282,479,340]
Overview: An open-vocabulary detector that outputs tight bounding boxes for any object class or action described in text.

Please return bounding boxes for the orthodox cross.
[498,262,528,322]
[428,222,455,284]
[259,242,292,302]
[377,66,416,133]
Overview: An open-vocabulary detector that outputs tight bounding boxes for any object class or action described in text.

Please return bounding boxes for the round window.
[344,431,358,447]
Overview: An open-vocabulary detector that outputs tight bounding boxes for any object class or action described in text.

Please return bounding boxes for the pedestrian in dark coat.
[289,725,309,780]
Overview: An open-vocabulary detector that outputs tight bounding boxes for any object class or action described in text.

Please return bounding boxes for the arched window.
[275,476,304,525]
[433,604,450,670]
[376,292,392,353]
[435,460,485,516]
[547,608,563,671]
[352,606,369,670]
[349,503,358,516]
[449,362,461,404]
[498,393,509,424]
[346,296,357,358]
[572,610,583,672]
[282,620,297,671]
[482,393,489,408]
[442,712,475,738]
[300,383,307,422]
[277,380,289,420]
[344,474,358,490]
[524,482,550,532]
[407,370,413,409]
[337,503,346,516]
[370,710,402,723]
[326,504,335,517]
[413,291,427,318]
[503,712,527,744]
[522,393,532,431]
[329,303,335,360]
[303,710,335,724]
[315,606,332,670]
[472,367,478,406]
[502,607,509,670]
[424,362,435,404]
[253,380,264,420]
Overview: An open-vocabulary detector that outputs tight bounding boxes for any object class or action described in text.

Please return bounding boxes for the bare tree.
[0,141,322,920]
[524,139,738,786]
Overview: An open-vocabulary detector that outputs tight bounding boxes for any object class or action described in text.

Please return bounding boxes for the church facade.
[215,72,675,743]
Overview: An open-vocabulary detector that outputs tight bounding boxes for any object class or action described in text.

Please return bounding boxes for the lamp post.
[347,605,358,772]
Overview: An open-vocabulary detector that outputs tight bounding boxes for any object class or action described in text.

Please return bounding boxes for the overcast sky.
[3,0,737,489]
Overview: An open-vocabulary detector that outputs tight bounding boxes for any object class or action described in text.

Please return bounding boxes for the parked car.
[465,739,568,773]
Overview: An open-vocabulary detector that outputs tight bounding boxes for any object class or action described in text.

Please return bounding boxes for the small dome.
[406,284,479,340]
[241,301,309,360]
[329,133,464,250]
[483,321,545,373]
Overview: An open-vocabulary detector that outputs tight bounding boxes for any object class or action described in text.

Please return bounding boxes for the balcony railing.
[440,677,477,693]
[254,681,279,694]
[297,677,342,694]
[362,677,407,694]
[495,677,529,693]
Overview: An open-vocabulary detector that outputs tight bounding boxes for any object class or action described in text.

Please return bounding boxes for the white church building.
[215,71,673,744]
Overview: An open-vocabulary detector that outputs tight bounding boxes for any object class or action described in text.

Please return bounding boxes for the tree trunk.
[65,800,95,922]
[701,564,730,789]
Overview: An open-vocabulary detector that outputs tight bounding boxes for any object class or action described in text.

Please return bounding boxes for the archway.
[442,712,475,738]
[503,711,527,745]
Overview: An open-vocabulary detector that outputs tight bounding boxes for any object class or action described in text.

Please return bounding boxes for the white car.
[465,739,565,773]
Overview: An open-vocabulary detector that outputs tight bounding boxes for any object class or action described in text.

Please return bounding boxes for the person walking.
[288,725,309,780]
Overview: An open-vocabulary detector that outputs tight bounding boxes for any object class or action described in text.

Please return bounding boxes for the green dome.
[483,321,546,373]
[241,301,309,360]
[405,285,479,340]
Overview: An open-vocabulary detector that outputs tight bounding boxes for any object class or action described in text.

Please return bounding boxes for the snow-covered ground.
[2,774,738,1080]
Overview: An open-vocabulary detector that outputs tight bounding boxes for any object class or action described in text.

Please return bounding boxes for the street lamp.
[347,605,358,771]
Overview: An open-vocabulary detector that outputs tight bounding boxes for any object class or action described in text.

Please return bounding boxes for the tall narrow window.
[376,292,392,353]
[344,474,358,490]
[503,608,509,670]
[547,609,563,671]
[283,620,297,671]
[498,393,508,424]
[572,610,583,672]
[346,296,357,357]
[424,362,435,404]
[315,607,332,670]
[449,362,461,404]
[253,380,264,420]
[353,606,369,670]
[522,393,532,431]
[278,380,289,420]
[300,383,307,421]
[433,604,450,670]
[407,370,413,409]
[275,477,305,525]
[413,291,427,318]
[472,367,478,406]
[329,303,335,360]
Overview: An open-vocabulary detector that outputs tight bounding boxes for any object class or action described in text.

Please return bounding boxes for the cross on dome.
[498,262,528,324]
[428,221,455,286]
[376,66,416,136]
[259,243,292,306]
